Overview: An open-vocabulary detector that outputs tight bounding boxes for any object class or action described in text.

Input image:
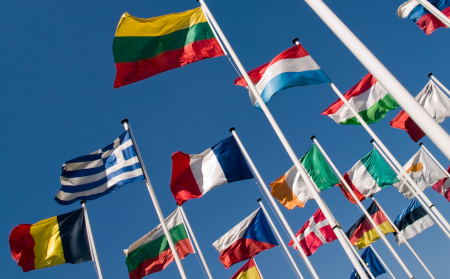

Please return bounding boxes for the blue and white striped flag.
[55,130,145,205]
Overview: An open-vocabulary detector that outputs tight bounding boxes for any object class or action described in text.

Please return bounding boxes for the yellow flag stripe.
[234,266,261,279]
[354,221,394,250]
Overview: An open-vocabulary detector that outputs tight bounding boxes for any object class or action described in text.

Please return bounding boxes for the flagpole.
[230,128,319,279]
[341,233,376,279]
[121,119,188,279]
[80,201,104,279]
[415,0,450,29]
[369,245,396,279]
[311,137,414,278]
[298,0,450,162]
[178,206,213,279]
[253,258,265,279]
[420,143,450,178]
[371,198,435,279]
[257,199,305,279]
[199,2,369,276]
[429,73,450,98]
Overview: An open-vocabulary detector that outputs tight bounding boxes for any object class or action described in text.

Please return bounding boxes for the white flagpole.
[178,206,213,279]
[121,119,188,279]
[369,245,396,279]
[415,0,450,29]
[371,197,435,279]
[199,1,369,276]
[230,128,319,279]
[80,201,104,279]
[311,137,414,278]
[299,0,450,162]
[420,143,450,178]
[253,258,265,279]
[341,232,376,279]
[257,199,305,279]
[428,73,450,98]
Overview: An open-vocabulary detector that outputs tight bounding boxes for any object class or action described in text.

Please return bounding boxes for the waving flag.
[213,208,277,268]
[393,198,434,245]
[398,0,450,35]
[322,73,398,125]
[170,136,253,205]
[113,7,224,88]
[270,145,339,209]
[432,164,450,201]
[55,130,145,205]
[230,258,262,279]
[288,208,337,256]
[234,44,331,108]
[350,246,386,278]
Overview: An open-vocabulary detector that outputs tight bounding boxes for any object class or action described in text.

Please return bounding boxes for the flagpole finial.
[257,198,262,202]
[121,119,129,124]
[292,38,300,45]
[370,139,375,143]
[428,73,433,77]
[80,200,86,205]
[229,127,235,132]
[419,142,423,146]
[311,135,316,140]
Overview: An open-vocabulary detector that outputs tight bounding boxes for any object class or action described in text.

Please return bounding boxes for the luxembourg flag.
[398,0,450,35]
[234,44,331,108]
[213,208,278,268]
[170,136,254,205]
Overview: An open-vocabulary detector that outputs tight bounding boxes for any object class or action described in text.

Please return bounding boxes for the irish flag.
[113,7,224,88]
[124,209,194,279]
[322,73,399,124]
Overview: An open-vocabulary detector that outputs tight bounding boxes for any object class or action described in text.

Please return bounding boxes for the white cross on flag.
[289,208,337,256]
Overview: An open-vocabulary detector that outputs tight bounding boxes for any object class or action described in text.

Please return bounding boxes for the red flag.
[390,110,425,142]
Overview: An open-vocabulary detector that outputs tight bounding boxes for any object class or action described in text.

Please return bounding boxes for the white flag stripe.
[396,216,434,245]
[297,219,329,242]
[190,148,227,195]
[347,160,381,197]
[285,165,314,205]
[65,159,104,172]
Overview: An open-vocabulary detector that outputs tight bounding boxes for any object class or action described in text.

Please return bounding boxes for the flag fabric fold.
[234,44,331,108]
[270,145,339,209]
[55,130,145,205]
[350,246,386,278]
[322,73,398,125]
[390,80,450,142]
[432,164,450,201]
[288,208,337,256]
[230,258,262,279]
[397,0,450,35]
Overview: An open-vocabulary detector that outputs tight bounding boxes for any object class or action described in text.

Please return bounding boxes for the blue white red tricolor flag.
[234,44,331,108]
[212,208,278,268]
[398,0,450,35]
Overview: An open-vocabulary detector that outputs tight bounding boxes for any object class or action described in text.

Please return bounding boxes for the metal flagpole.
[199,1,369,276]
[298,0,450,161]
[415,0,450,29]
[420,143,450,178]
[341,233,376,279]
[429,73,450,98]
[311,137,414,278]
[371,140,450,239]
[369,244,396,279]
[121,119,188,279]
[81,201,104,279]
[230,128,319,279]
[178,206,213,279]
[253,258,265,279]
[371,198,435,279]
[257,199,305,279]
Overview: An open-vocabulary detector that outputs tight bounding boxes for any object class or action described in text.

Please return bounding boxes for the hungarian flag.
[339,148,399,203]
[288,208,337,256]
[113,7,224,88]
[270,144,339,209]
[322,73,398,125]
[432,164,450,201]
[346,201,395,250]
[390,80,450,142]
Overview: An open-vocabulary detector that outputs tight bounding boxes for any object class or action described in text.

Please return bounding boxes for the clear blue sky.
[2,0,450,278]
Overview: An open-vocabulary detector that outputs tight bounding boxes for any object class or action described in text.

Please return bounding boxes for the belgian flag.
[9,208,92,272]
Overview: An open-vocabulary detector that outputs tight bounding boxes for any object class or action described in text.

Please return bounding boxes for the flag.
[393,198,434,245]
[213,208,277,268]
[124,208,194,279]
[393,148,447,199]
[288,208,337,256]
[390,80,450,142]
[322,73,398,125]
[432,164,450,201]
[55,130,145,205]
[230,258,262,279]
[9,209,91,272]
[397,0,450,35]
[234,44,331,108]
[346,201,395,250]
[113,7,224,88]
[339,148,399,204]
[350,246,386,279]
[170,136,253,205]
[270,145,339,209]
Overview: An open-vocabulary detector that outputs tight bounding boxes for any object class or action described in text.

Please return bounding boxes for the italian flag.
[124,209,194,279]
[322,73,399,124]
[340,148,399,203]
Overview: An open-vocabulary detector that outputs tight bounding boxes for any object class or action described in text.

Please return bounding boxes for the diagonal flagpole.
[81,201,104,279]
[420,143,450,178]
[369,245,396,279]
[121,119,188,279]
[428,73,450,98]
[253,258,265,279]
[414,0,450,29]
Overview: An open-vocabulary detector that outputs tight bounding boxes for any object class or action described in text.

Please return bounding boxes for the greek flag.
[55,130,145,205]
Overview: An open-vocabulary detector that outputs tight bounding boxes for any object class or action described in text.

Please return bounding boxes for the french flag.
[398,0,450,35]
[234,44,331,108]
[170,136,254,205]
[213,208,278,268]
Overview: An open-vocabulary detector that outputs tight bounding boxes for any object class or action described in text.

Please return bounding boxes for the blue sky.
[2,0,450,278]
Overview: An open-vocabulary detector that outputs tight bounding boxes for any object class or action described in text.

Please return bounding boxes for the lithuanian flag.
[113,7,224,88]
[9,209,92,272]
[231,258,262,279]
